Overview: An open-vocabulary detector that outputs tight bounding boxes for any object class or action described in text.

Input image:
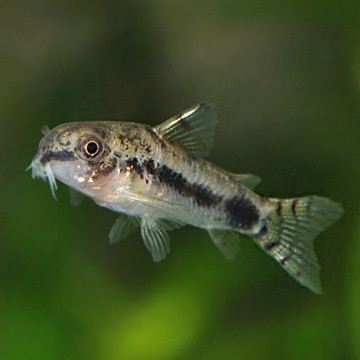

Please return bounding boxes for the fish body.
[29,102,343,294]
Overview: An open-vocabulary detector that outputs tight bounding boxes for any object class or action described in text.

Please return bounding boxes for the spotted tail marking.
[253,196,343,294]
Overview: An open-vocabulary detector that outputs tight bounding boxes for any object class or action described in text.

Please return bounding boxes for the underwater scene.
[1,1,360,359]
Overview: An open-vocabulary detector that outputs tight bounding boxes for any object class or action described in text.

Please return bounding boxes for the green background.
[1,1,359,359]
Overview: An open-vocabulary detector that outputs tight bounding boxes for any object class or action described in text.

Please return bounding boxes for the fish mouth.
[26,156,58,200]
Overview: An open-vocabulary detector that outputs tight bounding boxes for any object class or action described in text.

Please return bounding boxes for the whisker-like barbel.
[45,163,58,200]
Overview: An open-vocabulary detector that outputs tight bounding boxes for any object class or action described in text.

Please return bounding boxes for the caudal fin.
[254,196,343,294]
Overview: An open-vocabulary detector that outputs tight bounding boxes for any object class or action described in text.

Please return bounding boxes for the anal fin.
[208,229,241,260]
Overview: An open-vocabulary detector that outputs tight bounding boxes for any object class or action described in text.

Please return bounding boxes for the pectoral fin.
[140,218,172,262]
[208,229,241,260]
[69,189,86,207]
[109,214,140,244]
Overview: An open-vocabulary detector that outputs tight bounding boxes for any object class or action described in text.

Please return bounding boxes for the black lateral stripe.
[126,158,222,207]
[156,164,222,207]
[139,159,222,207]
[40,150,76,164]
[276,200,282,216]
[225,196,259,229]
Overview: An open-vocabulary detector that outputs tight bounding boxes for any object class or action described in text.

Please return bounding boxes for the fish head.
[28,122,120,199]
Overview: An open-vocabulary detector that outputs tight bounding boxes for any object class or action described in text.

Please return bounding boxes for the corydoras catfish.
[28,102,343,294]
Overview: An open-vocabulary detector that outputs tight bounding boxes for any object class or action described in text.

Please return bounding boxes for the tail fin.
[254,196,343,294]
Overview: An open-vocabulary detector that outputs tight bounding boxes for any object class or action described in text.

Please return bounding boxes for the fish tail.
[253,196,343,294]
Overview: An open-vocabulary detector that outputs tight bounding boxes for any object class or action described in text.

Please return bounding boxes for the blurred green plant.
[349,217,360,359]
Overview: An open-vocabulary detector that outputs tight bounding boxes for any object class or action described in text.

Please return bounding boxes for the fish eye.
[77,135,104,160]
[85,141,100,156]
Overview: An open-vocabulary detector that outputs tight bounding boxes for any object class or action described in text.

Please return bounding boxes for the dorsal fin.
[232,173,261,190]
[154,101,218,158]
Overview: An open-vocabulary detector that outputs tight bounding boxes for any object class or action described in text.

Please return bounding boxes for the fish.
[28,101,343,294]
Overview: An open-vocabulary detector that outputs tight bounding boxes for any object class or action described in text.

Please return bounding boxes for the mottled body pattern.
[29,102,343,294]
